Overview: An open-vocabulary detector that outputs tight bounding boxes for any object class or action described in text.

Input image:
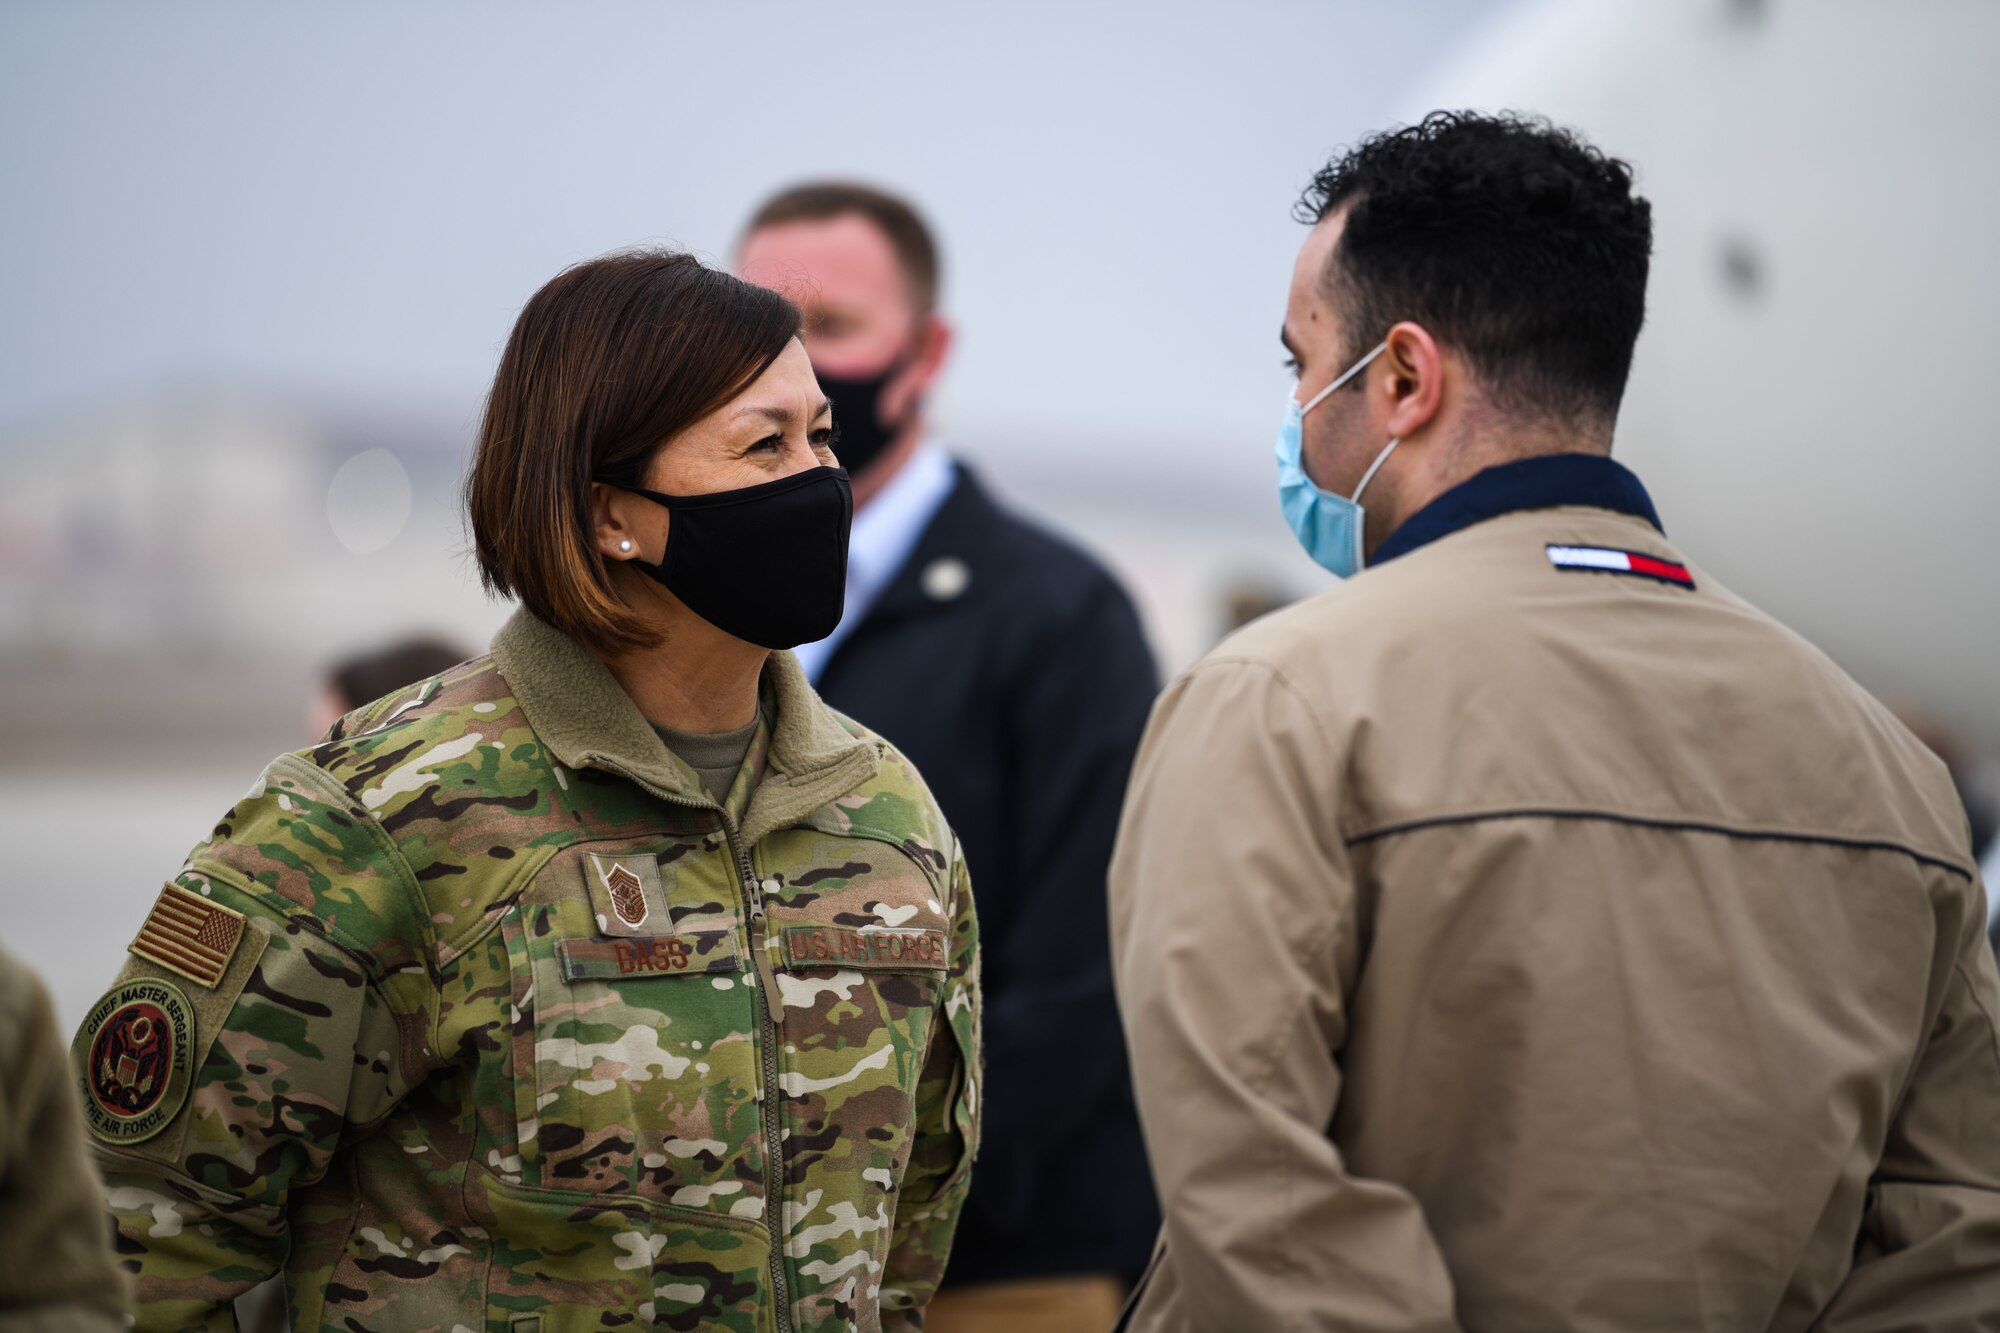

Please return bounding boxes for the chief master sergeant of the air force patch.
[76,975,196,1145]
[72,880,252,1147]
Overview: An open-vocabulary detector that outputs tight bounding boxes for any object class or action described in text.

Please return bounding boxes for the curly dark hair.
[1298,111,1653,429]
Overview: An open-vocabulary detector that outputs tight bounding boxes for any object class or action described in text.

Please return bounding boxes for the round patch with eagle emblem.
[78,976,195,1144]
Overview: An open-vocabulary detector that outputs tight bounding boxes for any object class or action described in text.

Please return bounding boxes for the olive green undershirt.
[651,716,760,805]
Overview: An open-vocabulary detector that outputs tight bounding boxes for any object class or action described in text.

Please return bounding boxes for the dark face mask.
[815,349,916,478]
[610,466,853,650]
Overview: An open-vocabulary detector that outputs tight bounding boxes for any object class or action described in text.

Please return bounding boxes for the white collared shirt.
[793,442,958,684]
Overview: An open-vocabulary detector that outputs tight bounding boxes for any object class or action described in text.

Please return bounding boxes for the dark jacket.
[817,462,1161,1285]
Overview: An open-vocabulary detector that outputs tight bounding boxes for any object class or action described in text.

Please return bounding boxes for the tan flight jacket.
[1110,505,2000,1332]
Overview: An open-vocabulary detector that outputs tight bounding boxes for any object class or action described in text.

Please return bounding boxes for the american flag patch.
[1546,544,1695,589]
[131,883,245,988]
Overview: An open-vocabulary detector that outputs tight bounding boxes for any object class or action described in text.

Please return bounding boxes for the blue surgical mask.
[1276,340,1401,578]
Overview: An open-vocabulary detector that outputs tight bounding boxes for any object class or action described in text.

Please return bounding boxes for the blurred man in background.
[1111,113,2000,1330]
[308,636,470,738]
[0,947,127,1332]
[739,183,1159,1331]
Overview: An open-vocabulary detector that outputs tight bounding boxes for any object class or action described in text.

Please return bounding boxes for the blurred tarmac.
[2,763,254,1035]
[0,655,318,1032]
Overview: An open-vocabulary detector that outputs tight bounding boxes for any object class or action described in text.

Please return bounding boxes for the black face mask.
[611,466,853,650]
[815,351,916,478]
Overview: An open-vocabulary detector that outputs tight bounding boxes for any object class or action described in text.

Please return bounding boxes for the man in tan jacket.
[1110,112,2000,1331]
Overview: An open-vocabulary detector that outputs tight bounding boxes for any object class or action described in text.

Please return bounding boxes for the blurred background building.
[3,0,1996,1035]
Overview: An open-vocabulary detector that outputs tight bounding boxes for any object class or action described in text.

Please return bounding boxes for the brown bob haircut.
[744,181,941,315]
[467,249,802,656]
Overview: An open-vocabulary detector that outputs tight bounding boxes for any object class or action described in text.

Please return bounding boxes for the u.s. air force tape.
[78,975,196,1145]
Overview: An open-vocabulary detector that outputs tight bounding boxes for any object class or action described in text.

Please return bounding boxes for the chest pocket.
[756,828,952,1189]
[500,835,770,1221]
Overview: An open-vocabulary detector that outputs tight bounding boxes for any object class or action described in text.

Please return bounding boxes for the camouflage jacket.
[75,609,981,1333]
[0,947,129,1332]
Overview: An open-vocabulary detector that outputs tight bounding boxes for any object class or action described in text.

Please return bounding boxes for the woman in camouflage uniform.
[76,251,982,1332]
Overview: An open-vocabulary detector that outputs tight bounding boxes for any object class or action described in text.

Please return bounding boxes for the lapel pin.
[921,557,971,602]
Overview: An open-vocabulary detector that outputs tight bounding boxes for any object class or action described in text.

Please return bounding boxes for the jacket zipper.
[590,760,793,1333]
[724,822,794,1333]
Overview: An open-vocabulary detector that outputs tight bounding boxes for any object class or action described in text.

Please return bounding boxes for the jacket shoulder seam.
[792,817,948,898]
[183,854,428,1016]
[1181,655,1339,751]
[1176,658,1355,1093]
[436,843,557,966]
[193,752,437,976]
[314,721,566,966]
[1346,806,1974,880]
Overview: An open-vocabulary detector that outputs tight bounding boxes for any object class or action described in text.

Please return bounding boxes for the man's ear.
[889,313,953,414]
[1379,320,1445,441]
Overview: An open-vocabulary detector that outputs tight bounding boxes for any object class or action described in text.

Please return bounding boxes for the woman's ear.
[591,482,657,563]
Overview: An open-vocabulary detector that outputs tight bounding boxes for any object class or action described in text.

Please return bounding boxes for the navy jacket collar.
[1371,453,1663,566]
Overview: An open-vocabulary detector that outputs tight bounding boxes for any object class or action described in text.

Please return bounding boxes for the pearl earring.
[618,539,633,554]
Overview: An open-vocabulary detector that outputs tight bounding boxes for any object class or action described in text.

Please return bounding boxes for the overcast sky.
[0,0,1501,465]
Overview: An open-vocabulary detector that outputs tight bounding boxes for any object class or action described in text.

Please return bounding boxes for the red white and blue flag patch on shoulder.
[1546,544,1696,589]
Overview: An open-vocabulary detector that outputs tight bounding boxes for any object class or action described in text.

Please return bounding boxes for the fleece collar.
[490,607,879,845]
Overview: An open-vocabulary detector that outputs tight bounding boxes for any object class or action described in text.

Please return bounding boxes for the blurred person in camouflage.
[738,183,1159,1333]
[0,947,127,1333]
[72,249,981,1331]
[1111,113,2000,1330]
